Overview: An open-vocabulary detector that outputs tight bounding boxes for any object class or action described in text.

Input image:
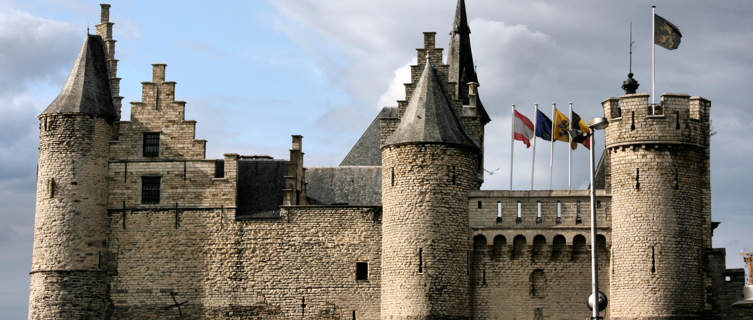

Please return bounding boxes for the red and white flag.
[513,109,534,148]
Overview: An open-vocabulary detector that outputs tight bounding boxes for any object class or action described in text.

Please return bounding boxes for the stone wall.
[470,232,610,319]
[605,93,710,319]
[30,114,113,319]
[381,143,477,319]
[108,206,382,319]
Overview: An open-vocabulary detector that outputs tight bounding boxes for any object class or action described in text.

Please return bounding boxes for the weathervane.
[622,22,640,94]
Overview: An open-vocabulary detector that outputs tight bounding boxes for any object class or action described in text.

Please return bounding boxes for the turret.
[448,0,489,184]
[380,56,479,318]
[602,93,711,319]
[29,16,118,320]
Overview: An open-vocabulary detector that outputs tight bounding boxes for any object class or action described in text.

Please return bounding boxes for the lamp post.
[587,117,609,319]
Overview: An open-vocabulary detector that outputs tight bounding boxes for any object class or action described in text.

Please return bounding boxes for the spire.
[448,0,490,124]
[41,34,116,122]
[384,61,478,149]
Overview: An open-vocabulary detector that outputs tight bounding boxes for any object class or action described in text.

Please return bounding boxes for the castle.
[28,2,752,319]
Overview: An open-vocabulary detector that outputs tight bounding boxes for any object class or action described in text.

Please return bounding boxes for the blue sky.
[1,0,752,317]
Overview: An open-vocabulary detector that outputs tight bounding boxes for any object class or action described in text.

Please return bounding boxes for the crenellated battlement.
[602,93,711,149]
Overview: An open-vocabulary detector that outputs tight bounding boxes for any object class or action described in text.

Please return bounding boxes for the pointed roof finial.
[452,0,470,34]
[86,24,90,35]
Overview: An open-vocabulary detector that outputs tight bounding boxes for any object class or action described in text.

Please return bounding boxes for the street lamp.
[587,117,609,319]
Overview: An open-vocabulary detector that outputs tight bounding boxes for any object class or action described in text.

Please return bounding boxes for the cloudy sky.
[1,0,751,317]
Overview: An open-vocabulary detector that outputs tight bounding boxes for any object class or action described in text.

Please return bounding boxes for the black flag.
[654,14,682,50]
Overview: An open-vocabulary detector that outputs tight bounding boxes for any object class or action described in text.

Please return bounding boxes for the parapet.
[602,93,711,149]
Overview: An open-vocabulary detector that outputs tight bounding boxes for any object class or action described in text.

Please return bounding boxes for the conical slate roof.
[384,61,478,149]
[41,34,116,122]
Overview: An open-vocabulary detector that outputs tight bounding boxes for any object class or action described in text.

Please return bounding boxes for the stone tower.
[380,57,479,319]
[603,93,711,319]
[29,29,118,320]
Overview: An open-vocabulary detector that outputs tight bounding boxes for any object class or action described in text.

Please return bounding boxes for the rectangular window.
[143,132,160,157]
[214,160,225,178]
[556,201,562,224]
[355,262,368,280]
[477,200,482,209]
[141,176,161,204]
[576,200,582,224]
[496,201,502,223]
[536,201,542,224]
[418,248,423,273]
[515,201,522,224]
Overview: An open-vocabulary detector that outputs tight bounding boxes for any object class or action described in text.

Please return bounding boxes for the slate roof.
[339,107,397,166]
[305,166,381,206]
[593,151,607,190]
[384,61,478,149]
[448,0,491,125]
[236,159,288,218]
[41,34,116,122]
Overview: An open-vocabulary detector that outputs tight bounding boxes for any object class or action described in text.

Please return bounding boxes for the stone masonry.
[28,2,752,320]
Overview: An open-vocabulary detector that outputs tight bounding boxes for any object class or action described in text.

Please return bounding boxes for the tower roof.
[41,34,116,122]
[384,60,478,149]
[448,0,490,124]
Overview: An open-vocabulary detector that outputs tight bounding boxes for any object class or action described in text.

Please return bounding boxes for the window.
[355,262,368,281]
[418,248,423,273]
[556,201,562,224]
[143,132,160,157]
[536,201,542,224]
[214,160,225,178]
[477,200,482,209]
[576,200,582,224]
[496,201,502,223]
[516,201,522,224]
[141,176,161,204]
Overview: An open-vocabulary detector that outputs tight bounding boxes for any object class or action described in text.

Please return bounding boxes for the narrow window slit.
[516,201,522,224]
[631,111,636,131]
[675,111,681,130]
[536,201,542,224]
[635,168,641,189]
[674,168,679,190]
[48,178,55,198]
[418,248,423,273]
[651,246,656,274]
[390,167,395,186]
[482,266,487,285]
[576,200,582,224]
[451,165,457,185]
[496,201,502,223]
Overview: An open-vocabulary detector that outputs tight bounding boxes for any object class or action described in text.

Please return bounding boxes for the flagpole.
[652,5,656,104]
[531,104,538,190]
[510,104,515,190]
[568,102,573,191]
[549,103,555,190]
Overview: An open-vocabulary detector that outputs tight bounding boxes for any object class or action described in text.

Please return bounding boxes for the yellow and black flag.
[655,14,682,50]
[552,108,570,143]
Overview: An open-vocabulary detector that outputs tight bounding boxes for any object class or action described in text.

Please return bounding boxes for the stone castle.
[29,2,752,319]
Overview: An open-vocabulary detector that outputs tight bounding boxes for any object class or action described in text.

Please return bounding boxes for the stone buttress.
[380,53,479,319]
[30,30,119,319]
[603,93,711,319]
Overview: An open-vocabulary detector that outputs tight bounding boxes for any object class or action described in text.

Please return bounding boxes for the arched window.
[530,269,547,297]
[596,234,608,255]
[473,235,487,254]
[512,235,526,260]
[572,234,588,260]
[532,235,547,262]
[493,235,506,260]
[551,235,566,261]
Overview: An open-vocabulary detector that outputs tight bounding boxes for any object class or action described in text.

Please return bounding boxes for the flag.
[552,108,570,143]
[535,109,552,141]
[513,109,534,148]
[569,111,591,150]
[654,14,682,50]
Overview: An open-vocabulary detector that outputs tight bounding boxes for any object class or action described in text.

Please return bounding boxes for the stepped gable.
[41,34,116,122]
[384,59,478,149]
[340,107,397,166]
[448,0,490,124]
